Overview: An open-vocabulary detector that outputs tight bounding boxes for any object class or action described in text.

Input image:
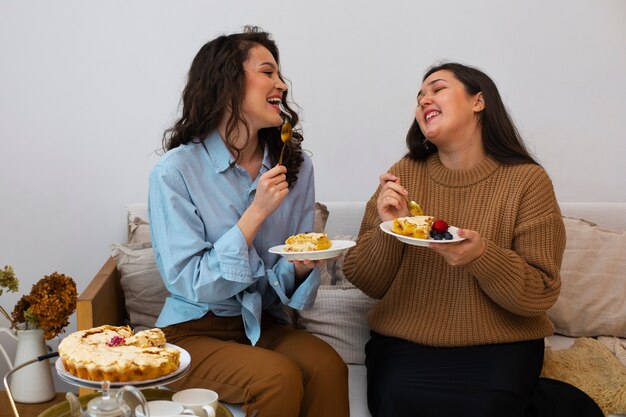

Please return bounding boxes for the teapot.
[66,381,149,417]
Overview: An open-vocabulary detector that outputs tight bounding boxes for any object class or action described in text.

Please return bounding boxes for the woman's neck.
[237,145,264,180]
[218,120,263,179]
[437,129,486,170]
[439,145,486,170]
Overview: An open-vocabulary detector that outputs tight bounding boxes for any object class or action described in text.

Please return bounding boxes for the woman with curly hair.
[148,26,348,417]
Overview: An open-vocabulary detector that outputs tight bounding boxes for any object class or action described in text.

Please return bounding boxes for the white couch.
[110,202,626,417]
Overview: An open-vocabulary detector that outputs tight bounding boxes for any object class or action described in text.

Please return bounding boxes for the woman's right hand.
[239,165,289,246]
[251,164,290,220]
[377,173,410,222]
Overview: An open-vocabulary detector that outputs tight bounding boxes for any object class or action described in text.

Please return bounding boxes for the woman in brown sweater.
[343,63,602,417]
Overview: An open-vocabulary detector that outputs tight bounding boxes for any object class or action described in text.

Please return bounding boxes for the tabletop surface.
[1,392,67,417]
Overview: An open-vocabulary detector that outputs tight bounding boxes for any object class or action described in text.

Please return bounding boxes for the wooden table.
[0,392,67,417]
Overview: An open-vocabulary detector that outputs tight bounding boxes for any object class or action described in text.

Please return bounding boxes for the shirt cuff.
[267,262,321,309]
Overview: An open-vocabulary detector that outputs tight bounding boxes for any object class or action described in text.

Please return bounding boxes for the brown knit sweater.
[343,154,565,347]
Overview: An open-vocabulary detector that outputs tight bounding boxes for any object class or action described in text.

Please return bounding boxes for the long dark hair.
[162,26,304,186]
[406,62,537,165]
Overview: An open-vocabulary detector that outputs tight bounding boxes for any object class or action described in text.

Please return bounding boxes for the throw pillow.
[296,285,377,364]
[110,242,169,330]
[128,216,151,244]
[547,218,626,338]
[541,337,626,416]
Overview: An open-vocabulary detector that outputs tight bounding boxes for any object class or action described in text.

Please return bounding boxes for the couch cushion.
[111,242,168,330]
[548,218,626,338]
[295,285,376,364]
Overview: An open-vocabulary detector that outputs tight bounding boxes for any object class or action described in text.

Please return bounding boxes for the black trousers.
[365,332,602,417]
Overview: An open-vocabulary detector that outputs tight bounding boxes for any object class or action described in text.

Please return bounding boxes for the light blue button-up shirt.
[148,130,320,345]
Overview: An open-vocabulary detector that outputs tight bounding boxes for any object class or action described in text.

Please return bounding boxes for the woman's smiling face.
[415,69,484,146]
[240,44,287,132]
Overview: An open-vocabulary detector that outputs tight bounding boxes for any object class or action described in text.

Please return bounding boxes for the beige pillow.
[296,285,377,364]
[541,337,626,416]
[548,218,626,338]
[111,242,168,331]
[128,217,151,244]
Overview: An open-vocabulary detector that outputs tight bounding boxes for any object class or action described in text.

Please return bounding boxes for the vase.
[0,326,56,403]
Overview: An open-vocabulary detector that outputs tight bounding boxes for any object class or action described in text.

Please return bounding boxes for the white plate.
[380,220,465,247]
[269,239,356,261]
[55,343,191,389]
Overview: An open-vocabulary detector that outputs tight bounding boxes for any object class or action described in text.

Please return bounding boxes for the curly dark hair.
[406,62,537,166]
[162,25,304,187]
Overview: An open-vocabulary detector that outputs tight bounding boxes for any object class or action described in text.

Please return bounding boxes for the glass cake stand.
[51,345,234,417]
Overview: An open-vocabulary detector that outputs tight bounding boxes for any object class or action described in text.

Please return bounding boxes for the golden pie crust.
[392,215,434,239]
[284,232,332,252]
[58,325,180,382]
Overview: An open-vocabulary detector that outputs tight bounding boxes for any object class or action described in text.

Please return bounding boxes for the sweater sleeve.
[468,167,565,316]
[343,184,406,299]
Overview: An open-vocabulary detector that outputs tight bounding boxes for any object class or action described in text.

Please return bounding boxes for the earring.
[423,139,432,151]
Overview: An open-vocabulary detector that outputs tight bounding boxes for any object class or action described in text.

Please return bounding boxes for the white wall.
[1,0,625,390]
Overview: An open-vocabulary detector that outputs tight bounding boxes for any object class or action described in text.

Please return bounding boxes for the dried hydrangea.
[11,272,77,340]
[0,265,20,323]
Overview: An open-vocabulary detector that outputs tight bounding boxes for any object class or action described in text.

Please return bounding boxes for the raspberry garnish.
[107,336,126,347]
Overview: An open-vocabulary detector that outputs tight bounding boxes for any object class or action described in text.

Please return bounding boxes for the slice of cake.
[391,215,434,239]
[284,232,332,252]
[58,325,180,382]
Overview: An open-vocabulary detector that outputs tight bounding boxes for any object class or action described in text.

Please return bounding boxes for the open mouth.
[267,97,281,107]
[425,111,440,122]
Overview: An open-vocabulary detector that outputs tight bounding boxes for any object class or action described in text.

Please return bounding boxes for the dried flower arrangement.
[0,265,19,324]
[1,265,77,340]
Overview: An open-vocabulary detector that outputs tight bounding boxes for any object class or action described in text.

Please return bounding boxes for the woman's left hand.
[291,259,327,283]
[428,228,486,266]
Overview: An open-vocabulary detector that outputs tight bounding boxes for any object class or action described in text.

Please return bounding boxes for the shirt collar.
[260,144,272,172]
[203,131,235,173]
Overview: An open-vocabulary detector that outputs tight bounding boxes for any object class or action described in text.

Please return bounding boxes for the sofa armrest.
[77,256,127,330]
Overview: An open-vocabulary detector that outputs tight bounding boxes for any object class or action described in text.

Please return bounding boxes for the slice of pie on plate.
[391,215,434,239]
[284,232,332,252]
